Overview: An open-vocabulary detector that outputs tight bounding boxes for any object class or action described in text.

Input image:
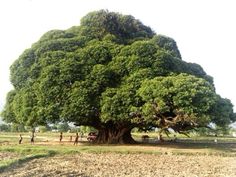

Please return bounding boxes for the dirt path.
[1,153,236,177]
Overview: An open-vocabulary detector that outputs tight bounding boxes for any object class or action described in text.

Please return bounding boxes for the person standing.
[19,134,23,144]
[59,132,63,142]
[159,134,164,142]
[30,132,35,144]
[74,132,79,145]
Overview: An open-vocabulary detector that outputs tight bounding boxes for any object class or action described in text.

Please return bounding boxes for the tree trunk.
[95,127,136,144]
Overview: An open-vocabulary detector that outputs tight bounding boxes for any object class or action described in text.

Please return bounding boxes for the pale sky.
[0,0,236,113]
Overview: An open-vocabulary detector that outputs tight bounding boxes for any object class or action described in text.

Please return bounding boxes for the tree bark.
[95,126,136,144]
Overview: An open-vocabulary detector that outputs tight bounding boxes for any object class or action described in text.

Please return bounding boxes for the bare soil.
[0,152,20,161]
[1,153,236,177]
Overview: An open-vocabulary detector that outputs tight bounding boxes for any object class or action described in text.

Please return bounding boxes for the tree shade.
[1,10,235,143]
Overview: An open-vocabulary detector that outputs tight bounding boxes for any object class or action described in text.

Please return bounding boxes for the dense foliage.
[1,10,235,143]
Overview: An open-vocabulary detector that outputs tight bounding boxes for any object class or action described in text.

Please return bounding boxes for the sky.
[0,0,236,116]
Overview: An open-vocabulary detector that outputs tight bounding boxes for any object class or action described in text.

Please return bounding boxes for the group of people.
[59,132,83,145]
[19,132,84,145]
[18,133,35,144]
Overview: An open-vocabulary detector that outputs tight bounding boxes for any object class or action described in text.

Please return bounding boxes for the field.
[0,132,236,177]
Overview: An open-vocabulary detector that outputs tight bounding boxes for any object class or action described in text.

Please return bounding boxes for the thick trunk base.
[95,128,136,144]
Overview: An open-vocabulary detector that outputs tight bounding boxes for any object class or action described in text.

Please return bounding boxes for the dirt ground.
[0,152,20,161]
[1,153,236,177]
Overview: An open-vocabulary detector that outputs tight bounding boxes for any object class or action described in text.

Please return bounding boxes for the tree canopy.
[1,10,235,143]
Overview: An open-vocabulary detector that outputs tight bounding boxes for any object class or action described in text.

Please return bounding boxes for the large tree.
[1,10,235,143]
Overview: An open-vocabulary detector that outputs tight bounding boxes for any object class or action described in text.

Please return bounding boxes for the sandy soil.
[1,153,236,177]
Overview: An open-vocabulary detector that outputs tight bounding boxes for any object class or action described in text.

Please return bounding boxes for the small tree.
[79,126,97,133]
[57,122,70,132]
[38,125,49,133]
[10,123,26,132]
[0,124,10,132]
